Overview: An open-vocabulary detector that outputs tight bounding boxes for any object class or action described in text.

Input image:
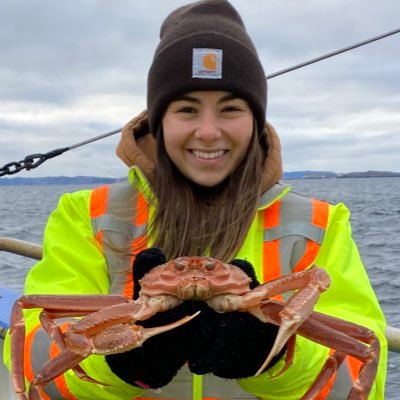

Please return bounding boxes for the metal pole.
[0,237,42,260]
[266,27,400,79]
[386,326,400,353]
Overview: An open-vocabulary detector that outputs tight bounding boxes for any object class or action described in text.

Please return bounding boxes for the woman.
[4,0,387,399]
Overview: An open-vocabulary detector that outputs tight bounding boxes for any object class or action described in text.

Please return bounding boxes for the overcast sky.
[0,0,399,178]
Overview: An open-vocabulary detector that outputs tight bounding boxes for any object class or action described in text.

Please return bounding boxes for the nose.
[194,111,221,141]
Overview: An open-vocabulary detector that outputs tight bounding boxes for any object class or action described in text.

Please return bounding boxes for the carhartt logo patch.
[192,48,223,79]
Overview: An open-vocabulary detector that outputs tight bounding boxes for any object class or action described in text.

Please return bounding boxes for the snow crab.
[10,256,379,399]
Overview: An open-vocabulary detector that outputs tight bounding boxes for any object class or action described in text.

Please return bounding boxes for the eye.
[176,106,197,114]
[221,105,242,112]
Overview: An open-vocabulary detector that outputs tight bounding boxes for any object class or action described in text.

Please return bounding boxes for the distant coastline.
[335,170,400,179]
[283,170,400,180]
[0,176,119,186]
[0,171,399,185]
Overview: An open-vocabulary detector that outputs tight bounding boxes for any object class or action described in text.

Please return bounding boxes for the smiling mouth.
[191,150,227,159]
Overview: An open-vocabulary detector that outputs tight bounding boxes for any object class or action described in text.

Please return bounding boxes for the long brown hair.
[148,122,267,261]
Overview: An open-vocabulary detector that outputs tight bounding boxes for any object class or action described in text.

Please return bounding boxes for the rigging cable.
[1,26,399,177]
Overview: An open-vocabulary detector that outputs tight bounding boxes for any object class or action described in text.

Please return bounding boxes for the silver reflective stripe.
[258,182,289,208]
[92,214,145,293]
[326,360,354,399]
[279,191,314,228]
[91,181,147,295]
[30,322,73,399]
[141,366,258,399]
[108,180,141,224]
[264,222,324,243]
[92,214,146,238]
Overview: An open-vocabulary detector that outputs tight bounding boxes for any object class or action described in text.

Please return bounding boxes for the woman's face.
[162,91,254,187]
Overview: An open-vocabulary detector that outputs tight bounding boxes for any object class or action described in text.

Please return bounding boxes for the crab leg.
[260,301,379,399]
[300,309,379,399]
[39,312,108,386]
[348,339,380,400]
[10,300,27,398]
[260,300,378,360]
[28,312,200,398]
[298,327,378,400]
[10,295,129,398]
[12,293,200,399]
[299,350,347,400]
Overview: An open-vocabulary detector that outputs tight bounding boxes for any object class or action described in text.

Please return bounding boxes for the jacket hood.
[116,110,283,193]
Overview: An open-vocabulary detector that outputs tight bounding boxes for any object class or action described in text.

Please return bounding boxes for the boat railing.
[0,236,42,260]
[1,236,400,353]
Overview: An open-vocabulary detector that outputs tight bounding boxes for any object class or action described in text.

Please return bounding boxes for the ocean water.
[0,178,399,398]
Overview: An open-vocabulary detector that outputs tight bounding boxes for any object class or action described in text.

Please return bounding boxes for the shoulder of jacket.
[53,188,94,213]
[89,180,141,203]
[281,189,330,206]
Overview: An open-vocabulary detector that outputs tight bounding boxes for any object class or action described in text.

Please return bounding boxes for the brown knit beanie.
[147,0,267,134]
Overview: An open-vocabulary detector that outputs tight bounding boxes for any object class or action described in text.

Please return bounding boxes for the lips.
[191,149,227,159]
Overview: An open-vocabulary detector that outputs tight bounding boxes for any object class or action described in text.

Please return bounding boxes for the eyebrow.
[173,93,239,104]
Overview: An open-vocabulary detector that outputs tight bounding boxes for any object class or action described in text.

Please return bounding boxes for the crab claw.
[254,268,330,376]
[88,310,202,356]
[140,311,201,342]
[255,315,298,376]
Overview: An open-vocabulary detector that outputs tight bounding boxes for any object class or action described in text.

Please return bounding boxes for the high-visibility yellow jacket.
[4,166,387,399]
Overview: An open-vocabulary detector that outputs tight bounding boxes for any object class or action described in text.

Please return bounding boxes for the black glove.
[188,259,286,379]
[106,248,219,389]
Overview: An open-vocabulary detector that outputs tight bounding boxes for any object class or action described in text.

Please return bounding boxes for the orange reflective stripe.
[346,355,362,382]
[263,241,280,281]
[263,200,283,301]
[25,324,41,382]
[90,185,109,218]
[312,198,329,229]
[95,229,104,249]
[136,192,149,226]
[263,200,281,282]
[122,266,134,299]
[122,236,148,298]
[124,241,148,298]
[35,387,51,400]
[313,349,337,400]
[292,240,320,273]
[293,199,329,273]
[263,199,280,229]
[90,187,107,249]
[49,323,78,400]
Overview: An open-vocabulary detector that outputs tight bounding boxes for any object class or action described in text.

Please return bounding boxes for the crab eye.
[174,261,185,271]
[205,262,215,271]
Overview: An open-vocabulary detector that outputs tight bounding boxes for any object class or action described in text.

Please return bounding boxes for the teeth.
[192,150,225,159]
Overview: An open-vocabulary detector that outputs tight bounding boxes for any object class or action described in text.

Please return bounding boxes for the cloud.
[0,0,399,177]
